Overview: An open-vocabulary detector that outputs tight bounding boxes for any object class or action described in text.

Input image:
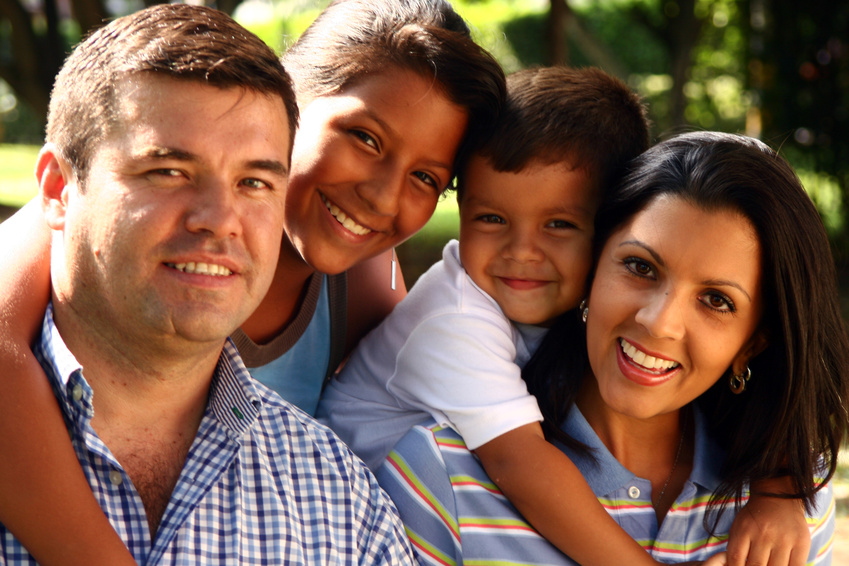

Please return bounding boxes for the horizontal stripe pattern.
[378,422,835,565]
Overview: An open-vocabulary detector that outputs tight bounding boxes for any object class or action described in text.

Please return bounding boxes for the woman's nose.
[634,289,685,340]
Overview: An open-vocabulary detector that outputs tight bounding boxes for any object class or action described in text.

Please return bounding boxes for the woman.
[378,132,848,565]
[0,1,505,564]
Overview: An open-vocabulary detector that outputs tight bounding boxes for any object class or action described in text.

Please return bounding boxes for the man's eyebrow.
[246,159,289,177]
[136,148,288,176]
[138,147,195,161]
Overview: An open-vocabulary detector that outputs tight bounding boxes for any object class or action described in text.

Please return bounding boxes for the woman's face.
[282,66,469,274]
[585,195,764,421]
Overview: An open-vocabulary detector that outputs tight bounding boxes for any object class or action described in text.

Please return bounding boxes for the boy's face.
[458,155,598,326]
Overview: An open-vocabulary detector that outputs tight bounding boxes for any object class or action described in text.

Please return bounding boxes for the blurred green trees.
[1,0,847,252]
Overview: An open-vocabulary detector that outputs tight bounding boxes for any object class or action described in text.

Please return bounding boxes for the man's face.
[49,75,290,354]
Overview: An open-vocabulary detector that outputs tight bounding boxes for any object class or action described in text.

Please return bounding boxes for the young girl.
[0,0,504,564]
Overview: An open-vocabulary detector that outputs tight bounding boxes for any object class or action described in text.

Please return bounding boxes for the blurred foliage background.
[0,0,848,287]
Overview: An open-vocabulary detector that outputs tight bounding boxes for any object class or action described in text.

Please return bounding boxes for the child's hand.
[725,495,809,566]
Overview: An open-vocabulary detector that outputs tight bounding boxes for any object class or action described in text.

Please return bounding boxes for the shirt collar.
[558,404,725,497]
[35,303,264,439]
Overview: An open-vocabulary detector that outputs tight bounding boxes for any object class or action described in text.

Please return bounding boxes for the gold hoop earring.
[728,366,751,394]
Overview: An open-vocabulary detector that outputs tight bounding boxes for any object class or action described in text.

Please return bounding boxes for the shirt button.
[109,470,123,486]
[72,384,83,401]
[628,486,641,499]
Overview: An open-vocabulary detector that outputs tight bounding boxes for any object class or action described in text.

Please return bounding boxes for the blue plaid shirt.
[1,305,415,565]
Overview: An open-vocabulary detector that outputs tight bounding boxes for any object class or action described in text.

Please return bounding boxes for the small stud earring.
[580,299,588,323]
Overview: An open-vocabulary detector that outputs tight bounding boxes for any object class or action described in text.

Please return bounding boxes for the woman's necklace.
[653,414,688,509]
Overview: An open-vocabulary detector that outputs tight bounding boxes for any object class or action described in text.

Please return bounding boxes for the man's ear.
[731,330,769,376]
[36,143,75,230]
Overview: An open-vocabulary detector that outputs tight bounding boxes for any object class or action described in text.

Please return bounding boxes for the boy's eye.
[547,219,578,229]
[624,257,655,278]
[477,214,505,224]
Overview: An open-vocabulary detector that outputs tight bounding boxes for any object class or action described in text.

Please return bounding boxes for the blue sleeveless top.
[230,273,347,415]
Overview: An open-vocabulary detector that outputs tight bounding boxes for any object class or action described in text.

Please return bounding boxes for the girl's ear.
[36,144,75,231]
[731,330,768,376]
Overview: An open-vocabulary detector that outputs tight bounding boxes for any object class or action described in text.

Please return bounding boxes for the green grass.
[0,144,39,207]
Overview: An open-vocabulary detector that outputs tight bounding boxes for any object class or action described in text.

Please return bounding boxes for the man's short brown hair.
[46,4,298,180]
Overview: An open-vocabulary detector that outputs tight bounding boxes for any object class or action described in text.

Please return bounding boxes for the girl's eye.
[624,257,655,278]
[699,292,735,313]
[413,170,438,188]
[477,214,505,224]
[351,129,378,149]
[547,219,578,230]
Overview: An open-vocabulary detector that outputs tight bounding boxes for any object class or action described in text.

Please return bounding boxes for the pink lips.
[498,277,548,290]
[616,341,679,387]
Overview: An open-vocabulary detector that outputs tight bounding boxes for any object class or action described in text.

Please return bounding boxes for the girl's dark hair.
[282,0,505,188]
[524,131,849,518]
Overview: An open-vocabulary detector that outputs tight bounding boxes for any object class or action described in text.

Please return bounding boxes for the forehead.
[461,155,599,214]
[103,75,291,161]
[614,195,762,291]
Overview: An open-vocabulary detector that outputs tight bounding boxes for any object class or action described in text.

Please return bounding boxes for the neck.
[239,239,316,344]
[575,378,694,524]
[50,298,223,536]
[50,297,221,434]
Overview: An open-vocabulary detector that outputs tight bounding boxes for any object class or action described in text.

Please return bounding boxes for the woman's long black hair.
[523,131,849,518]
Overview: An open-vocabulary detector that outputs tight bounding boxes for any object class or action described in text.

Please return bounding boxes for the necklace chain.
[653,414,688,509]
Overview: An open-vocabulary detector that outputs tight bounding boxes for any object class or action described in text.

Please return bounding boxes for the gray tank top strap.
[325,271,348,382]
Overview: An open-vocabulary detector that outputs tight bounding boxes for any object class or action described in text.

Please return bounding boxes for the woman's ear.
[731,330,768,376]
[36,144,75,231]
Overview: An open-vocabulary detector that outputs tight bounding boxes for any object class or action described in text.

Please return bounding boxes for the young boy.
[318,67,807,565]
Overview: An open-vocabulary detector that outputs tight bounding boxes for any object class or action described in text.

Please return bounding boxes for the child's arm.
[474,422,660,566]
[0,200,137,565]
[724,477,810,566]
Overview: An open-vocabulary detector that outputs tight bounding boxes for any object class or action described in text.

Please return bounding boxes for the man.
[0,4,415,564]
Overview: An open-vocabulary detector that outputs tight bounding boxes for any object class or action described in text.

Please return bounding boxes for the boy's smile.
[458,155,599,326]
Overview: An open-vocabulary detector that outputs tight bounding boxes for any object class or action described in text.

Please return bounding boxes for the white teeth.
[322,195,372,236]
[169,262,232,276]
[619,339,679,372]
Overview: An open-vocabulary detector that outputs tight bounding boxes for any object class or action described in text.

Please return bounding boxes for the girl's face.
[283,67,469,274]
[584,195,764,422]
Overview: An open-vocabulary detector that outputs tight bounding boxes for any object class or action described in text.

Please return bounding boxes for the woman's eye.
[351,129,378,149]
[413,170,438,188]
[624,258,655,278]
[699,292,735,313]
